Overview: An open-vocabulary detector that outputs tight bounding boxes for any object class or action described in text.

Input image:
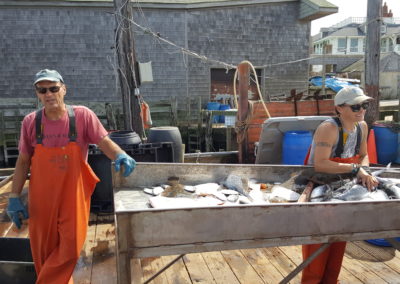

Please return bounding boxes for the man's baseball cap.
[334,86,373,106]
[33,69,64,85]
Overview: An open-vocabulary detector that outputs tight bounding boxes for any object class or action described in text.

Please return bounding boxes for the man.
[6,69,136,284]
[302,86,378,283]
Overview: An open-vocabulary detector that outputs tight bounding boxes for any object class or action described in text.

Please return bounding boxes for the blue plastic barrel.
[396,133,400,164]
[365,237,400,247]
[373,125,398,165]
[206,102,220,123]
[219,104,231,123]
[282,131,312,165]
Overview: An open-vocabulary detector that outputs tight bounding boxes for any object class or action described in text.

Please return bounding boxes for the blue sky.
[311,0,400,35]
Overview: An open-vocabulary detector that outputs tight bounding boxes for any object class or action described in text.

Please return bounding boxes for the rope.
[233,60,271,144]
[233,60,271,118]
[235,101,254,144]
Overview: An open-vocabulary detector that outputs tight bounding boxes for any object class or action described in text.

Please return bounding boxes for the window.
[381,38,387,52]
[389,38,393,51]
[337,38,346,53]
[350,38,358,53]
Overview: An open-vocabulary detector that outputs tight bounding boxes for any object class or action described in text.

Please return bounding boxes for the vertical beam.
[364,0,382,126]
[114,0,144,137]
[238,62,249,163]
[116,214,132,284]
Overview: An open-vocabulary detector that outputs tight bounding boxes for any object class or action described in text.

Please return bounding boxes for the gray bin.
[255,116,330,164]
[0,238,36,283]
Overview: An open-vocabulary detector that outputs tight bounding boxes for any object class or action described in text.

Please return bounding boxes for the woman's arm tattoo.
[315,141,331,148]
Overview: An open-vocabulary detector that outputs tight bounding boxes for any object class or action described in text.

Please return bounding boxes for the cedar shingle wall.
[0,2,310,107]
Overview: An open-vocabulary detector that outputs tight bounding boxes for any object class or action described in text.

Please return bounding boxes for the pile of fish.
[143,166,400,209]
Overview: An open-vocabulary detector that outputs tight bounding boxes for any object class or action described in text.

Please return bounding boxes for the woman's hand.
[357,167,378,191]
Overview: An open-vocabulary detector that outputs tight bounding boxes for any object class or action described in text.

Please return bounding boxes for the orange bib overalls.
[302,118,362,284]
[29,106,99,284]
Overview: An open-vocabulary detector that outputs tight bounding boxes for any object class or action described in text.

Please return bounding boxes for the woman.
[302,86,378,284]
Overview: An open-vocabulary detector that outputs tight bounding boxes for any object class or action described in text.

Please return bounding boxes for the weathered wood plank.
[73,213,98,284]
[160,255,192,284]
[261,247,302,283]
[240,248,284,284]
[342,250,387,283]
[90,215,117,284]
[183,253,215,283]
[201,251,240,284]
[220,250,264,284]
[0,180,29,237]
[346,241,400,282]
[130,258,143,284]
[146,257,171,284]
[140,257,159,283]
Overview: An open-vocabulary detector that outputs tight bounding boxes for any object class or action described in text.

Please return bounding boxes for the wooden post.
[237,62,250,163]
[364,0,382,127]
[114,0,144,138]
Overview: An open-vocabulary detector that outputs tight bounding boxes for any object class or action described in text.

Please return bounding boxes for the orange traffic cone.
[367,129,378,164]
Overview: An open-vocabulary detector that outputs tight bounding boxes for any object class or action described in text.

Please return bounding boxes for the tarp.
[309,76,359,92]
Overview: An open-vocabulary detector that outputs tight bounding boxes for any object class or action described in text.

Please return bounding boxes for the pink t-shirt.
[19,105,108,160]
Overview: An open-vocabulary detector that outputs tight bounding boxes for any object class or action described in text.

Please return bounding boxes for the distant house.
[310,2,400,73]
[0,0,337,110]
[342,52,400,100]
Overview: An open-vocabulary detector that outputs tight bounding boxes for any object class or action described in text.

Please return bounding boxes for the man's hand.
[357,167,378,191]
[114,153,136,177]
[7,197,29,229]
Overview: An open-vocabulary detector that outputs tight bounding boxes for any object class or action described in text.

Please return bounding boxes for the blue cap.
[33,69,64,85]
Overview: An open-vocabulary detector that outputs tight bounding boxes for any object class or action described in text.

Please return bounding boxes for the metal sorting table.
[113,163,400,284]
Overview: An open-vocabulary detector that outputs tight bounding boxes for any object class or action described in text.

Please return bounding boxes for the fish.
[162,184,185,197]
[220,189,239,195]
[194,184,227,201]
[269,185,300,202]
[223,174,251,198]
[310,184,332,200]
[371,163,392,177]
[227,194,239,203]
[248,188,268,204]
[361,190,389,201]
[143,186,164,196]
[184,185,196,193]
[194,183,221,192]
[376,177,400,199]
[332,184,369,201]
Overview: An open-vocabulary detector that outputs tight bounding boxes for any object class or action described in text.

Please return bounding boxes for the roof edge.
[0,0,298,9]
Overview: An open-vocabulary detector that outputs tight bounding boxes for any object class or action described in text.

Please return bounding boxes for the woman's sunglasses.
[346,102,370,112]
[35,86,61,94]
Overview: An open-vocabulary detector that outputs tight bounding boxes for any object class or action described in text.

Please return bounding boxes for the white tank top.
[307,118,361,165]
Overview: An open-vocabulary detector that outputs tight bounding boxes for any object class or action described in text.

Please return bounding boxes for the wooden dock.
[1,179,400,283]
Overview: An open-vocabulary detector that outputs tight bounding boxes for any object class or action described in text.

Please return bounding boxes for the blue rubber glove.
[114,153,136,177]
[7,197,29,229]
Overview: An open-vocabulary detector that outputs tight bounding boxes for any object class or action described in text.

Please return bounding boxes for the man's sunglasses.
[35,86,61,94]
[346,102,370,112]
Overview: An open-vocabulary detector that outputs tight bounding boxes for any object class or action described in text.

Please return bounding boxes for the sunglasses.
[346,102,370,112]
[35,86,61,94]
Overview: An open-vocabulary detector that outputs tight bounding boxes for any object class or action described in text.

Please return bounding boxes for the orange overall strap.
[29,106,99,284]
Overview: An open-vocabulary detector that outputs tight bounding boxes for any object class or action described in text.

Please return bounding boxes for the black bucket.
[148,127,183,163]
[109,131,141,146]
